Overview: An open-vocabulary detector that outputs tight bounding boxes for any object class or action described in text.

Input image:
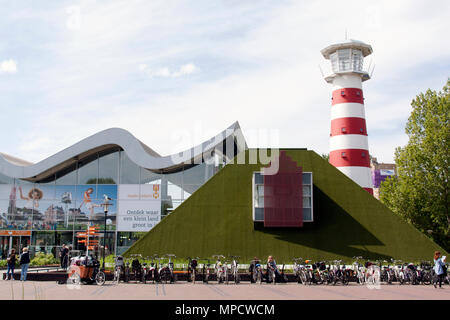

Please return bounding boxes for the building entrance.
[0,231,32,258]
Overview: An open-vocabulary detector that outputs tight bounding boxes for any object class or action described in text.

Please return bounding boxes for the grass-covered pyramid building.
[125,149,446,262]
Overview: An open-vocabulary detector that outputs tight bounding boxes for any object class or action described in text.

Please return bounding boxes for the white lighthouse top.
[321,39,373,59]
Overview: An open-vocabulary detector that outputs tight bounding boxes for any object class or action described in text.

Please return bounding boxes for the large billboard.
[117,184,161,232]
[0,184,117,231]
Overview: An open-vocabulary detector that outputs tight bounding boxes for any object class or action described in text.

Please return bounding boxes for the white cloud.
[1,0,449,164]
[0,59,17,74]
[139,63,197,78]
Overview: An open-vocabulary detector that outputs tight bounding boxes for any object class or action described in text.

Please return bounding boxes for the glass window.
[140,168,160,185]
[352,49,363,71]
[254,172,264,185]
[303,185,311,196]
[77,155,98,185]
[256,185,264,197]
[0,200,10,229]
[0,173,14,184]
[119,151,139,184]
[163,170,183,186]
[330,52,338,73]
[255,208,264,221]
[98,151,119,184]
[167,183,183,200]
[182,163,216,186]
[338,49,351,71]
[55,164,77,185]
[303,197,311,208]
[33,231,56,246]
[302,173,311,184]
[303,208,312,221]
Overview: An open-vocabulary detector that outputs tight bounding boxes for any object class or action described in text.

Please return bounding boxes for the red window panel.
[263,151,303,227]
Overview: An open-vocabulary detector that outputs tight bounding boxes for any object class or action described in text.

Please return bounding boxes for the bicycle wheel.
[95,271,106,286]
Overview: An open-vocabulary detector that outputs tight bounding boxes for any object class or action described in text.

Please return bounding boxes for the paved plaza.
[1,280,449,300]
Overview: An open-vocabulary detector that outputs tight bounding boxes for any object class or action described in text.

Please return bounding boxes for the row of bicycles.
[292,257,449,286]
[112,254,246,284]
[112,254,177,284]
[108,254,449,286]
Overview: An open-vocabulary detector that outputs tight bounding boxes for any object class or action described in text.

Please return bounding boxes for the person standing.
[60,244,69,270]
[20,247,30,281]
[6,249,16,280]
[433,251,446,288]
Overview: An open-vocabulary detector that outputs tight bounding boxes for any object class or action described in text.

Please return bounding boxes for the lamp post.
[101,195,112,271]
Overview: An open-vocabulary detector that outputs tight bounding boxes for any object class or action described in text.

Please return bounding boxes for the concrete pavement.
[1,280,449,300]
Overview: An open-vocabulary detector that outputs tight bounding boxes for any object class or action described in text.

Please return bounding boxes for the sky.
[0,0,449,164]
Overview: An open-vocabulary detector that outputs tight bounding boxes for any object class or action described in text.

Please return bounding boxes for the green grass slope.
[125,149,447,262]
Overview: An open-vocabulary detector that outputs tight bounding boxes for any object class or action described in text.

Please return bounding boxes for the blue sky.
[0,0,449,163]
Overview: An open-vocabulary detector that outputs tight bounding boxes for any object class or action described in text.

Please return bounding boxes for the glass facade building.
[0,124,245,258]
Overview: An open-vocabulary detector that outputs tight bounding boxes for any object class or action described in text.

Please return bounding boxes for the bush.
[30,253,58,267]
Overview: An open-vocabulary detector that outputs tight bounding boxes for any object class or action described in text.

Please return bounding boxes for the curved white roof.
[321,39,373,59]
[0,121,246,182]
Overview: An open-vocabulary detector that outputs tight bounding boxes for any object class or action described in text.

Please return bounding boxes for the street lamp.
[101,194,112,271]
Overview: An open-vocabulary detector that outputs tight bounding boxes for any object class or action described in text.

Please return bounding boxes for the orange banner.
[0,230,32,236]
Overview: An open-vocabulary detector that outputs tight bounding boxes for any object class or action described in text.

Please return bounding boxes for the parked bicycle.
[352,256,365,285]
[293,258,309,285]
[130,254,144,283]
[202,258,212,284]
[213,255,228,284]
[113,255,125,284]
[230,255,240,284]
[187,257,199,283]
[159,254,177,283]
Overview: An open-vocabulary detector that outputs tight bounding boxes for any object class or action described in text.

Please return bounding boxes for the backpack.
[442,264,447,275]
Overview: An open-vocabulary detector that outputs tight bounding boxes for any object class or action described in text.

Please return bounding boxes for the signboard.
[0,230,32,236]
[117,184,161,232]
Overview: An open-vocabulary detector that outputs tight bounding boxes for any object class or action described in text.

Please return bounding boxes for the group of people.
[5,247,30,281]
[3,244,71,281]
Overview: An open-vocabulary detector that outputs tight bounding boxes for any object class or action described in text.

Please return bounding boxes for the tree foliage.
[380,80,449,251]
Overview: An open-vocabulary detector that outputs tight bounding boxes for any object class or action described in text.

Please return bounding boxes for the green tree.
[380,80,449,251]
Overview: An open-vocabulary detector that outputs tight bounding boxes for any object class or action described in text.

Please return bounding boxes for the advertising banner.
[0,184,117,231]
[380,169,395,176]
[117,184,161,232]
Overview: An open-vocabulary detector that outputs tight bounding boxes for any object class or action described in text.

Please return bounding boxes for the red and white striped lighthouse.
[321,39,374,194]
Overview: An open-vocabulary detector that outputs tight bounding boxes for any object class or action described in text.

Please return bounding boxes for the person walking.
[433,251,446,288]
[20,247,31,281]
[6,249,16,280]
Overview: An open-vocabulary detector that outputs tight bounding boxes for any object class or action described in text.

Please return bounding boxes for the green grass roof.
[125,149,447,263]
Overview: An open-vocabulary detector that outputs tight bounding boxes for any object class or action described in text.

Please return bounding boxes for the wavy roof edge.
[0,121,247,181]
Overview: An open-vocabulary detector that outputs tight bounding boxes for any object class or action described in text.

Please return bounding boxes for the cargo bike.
[67,255,106,286]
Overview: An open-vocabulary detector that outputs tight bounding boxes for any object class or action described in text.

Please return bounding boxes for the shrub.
[30,253,58,266]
